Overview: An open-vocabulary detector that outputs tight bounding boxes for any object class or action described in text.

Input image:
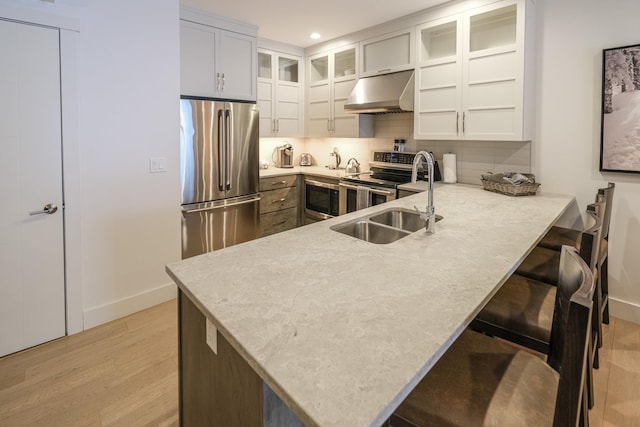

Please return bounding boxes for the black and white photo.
[601,43,640,173]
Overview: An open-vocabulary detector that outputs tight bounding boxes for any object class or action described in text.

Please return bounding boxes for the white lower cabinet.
[415,0,535,141]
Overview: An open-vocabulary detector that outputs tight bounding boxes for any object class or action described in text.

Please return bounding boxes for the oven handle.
[339,182,395,197]
[305,179,340,191]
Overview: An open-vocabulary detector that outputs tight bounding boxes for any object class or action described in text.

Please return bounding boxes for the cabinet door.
[219,30,256,101]
[275,54,302,137]
[462,1,522,140]
[307,81,331,137]
[257,50,275,137]
[361,28,414,76]
[415,17,463,140]
[180,21,217,97]
[309,52,329,85]
[332,78,358,138]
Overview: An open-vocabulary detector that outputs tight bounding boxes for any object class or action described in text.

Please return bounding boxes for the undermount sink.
[331,208,443,244]
[331,220,410,244]
[369,208,442,232]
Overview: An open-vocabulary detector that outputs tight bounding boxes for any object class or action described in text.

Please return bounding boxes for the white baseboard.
[83,282,177,330]
[609,297,640,325]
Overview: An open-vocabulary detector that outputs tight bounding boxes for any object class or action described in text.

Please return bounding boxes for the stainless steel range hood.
[344,70,414,114]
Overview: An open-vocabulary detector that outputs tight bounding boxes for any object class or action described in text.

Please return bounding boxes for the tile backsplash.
[260,114,531,185]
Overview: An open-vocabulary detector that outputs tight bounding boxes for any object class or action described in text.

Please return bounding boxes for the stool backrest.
[547,246,595,427]
[597,182,615,240]
[579,209,602,272]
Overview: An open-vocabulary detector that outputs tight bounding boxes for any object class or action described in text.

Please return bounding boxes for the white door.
[0,20,65,356]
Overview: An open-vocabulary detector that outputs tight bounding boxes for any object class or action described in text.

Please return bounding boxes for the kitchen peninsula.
[166,184,575,426]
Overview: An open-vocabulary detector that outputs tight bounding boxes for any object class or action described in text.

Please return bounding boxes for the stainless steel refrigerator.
[179,97,260,259]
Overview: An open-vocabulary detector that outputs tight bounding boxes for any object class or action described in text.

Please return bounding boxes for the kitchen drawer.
[260,186,297,213]
[259,174,297,191]
[260,207,298,237]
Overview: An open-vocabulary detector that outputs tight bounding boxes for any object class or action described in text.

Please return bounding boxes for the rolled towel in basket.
[502,172,535,186]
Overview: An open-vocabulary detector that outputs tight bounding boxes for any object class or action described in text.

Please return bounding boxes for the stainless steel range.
[339,151,441,215]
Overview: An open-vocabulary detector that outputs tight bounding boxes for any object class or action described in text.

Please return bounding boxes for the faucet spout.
[411,151,436,234]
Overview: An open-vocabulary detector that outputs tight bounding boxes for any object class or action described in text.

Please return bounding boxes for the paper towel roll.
[443,153,457,183]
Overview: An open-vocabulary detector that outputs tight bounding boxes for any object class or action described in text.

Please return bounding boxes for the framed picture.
[600,43,640,173]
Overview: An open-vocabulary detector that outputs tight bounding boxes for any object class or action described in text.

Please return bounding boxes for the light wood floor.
[1,299,639,426]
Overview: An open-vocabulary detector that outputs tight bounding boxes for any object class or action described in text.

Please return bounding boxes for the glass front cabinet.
[306,45,373,138]
[257,49,302,137]
[415,0,535,141]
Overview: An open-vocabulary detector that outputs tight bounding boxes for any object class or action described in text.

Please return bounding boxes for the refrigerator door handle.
[226,108,232,190]
[183,196,261,214]
[217,109,225,191]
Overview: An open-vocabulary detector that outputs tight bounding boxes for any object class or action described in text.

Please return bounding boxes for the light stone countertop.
[166,184,574,427]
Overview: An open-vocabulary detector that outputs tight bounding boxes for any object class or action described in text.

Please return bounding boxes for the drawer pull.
[271,198,286,203]
[273,220,287,226]
[272,180,287,186]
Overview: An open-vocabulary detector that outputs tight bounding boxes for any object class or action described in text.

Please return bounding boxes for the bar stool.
[392,246,595,427]
[538,183,614,331]
[471,208,601,408]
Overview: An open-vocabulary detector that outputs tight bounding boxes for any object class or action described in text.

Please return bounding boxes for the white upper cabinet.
[360,28,414,77]
[306,45,373,138]
[258,49,303,137]
[415,0,535,141]
[180,19,257,101]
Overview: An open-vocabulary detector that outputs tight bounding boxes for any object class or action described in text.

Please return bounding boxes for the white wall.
[76,0,181,327]
[0,0,182,330]
[535,0,640,323]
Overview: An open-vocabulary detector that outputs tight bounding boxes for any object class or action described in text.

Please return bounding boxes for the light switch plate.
[206,318,217,354]
[149,157,166,173]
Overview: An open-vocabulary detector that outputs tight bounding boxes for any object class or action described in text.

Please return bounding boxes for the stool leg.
[587,337,595,409]
[596,267,604,349]
[601,256,610,324]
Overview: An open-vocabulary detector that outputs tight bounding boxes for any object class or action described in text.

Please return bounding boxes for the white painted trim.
[180,5,257,37]
[0,2,80,31]
[257,38,304,56]
[609,297,640,326]
[83,282,177,330]
[60,28,83,335]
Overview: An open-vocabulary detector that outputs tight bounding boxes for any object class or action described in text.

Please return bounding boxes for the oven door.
[304,179,340,223]
[339,182,396,215]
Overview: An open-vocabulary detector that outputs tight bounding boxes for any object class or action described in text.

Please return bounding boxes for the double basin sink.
[331,207,443,244]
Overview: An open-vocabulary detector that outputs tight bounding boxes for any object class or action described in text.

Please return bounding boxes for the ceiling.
[182,0,452,48]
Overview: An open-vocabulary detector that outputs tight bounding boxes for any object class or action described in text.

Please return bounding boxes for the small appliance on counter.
[300,153,312,166]
[327,147,341,170]
[345,158,361,174]
[272,143,294,168]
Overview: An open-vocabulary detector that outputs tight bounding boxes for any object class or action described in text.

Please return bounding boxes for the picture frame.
[600,43,640,173]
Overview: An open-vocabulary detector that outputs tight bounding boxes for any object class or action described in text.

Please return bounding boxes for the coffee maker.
[272,143,294,168]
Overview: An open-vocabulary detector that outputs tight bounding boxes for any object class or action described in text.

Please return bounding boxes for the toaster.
[300,153,312,166]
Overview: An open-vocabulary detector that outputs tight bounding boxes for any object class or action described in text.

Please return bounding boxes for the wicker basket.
[481,173,540,197]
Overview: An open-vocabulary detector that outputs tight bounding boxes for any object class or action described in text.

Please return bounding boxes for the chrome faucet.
[411,151,436,234]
